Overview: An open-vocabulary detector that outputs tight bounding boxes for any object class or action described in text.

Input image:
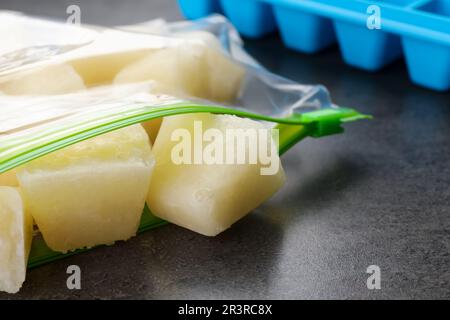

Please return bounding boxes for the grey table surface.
[0,0,449,300]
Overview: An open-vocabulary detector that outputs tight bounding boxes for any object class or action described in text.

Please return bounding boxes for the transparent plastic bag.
[119,14,333,115]
[0,12,332,110]
[0,11,335,173]
[0,12,367,272]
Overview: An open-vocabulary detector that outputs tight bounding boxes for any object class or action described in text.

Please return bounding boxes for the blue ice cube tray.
[178,0,450,91]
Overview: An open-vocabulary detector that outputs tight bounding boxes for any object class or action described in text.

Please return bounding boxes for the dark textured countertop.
[1,0,449,300]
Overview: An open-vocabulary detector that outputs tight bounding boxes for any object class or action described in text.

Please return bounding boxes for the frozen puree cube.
[114,39,245,102]
[114,44,207,98]
[0,187,33,294]
[17,125,154,253]
[0,64,85,95]
[113,33,245,142]
[147,113,285,236]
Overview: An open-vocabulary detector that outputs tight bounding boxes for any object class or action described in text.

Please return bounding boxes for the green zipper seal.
[2,104,369,269]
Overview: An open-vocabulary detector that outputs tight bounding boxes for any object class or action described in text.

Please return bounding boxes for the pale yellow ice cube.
[147,113,285,236]
[17,125,154,253]
[0,187,33,294]
[114,41,245,102]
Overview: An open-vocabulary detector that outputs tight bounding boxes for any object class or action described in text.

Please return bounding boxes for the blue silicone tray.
[178,0,450,91]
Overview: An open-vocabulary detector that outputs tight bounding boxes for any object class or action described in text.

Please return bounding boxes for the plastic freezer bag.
[0,12,332,112]
[0,12,368,293]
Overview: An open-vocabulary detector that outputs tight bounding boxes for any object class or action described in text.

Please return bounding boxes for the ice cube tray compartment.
[178,0,450,91]
[178,0,224,20]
